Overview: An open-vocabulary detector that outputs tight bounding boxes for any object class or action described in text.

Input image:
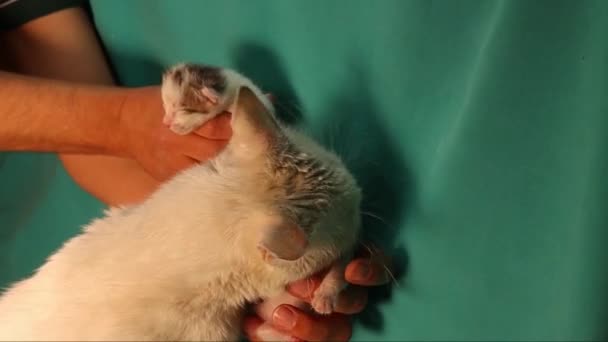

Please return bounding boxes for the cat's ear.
[229,86,280,154]
[258,224,308,262]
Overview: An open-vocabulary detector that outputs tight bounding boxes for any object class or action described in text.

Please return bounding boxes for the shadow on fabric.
[314,63,411,332]
[0,153,57,287]
[106,54,165,87]
[232,42,304,126]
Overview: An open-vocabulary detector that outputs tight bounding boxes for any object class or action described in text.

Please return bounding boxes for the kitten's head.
[219,87,361,271]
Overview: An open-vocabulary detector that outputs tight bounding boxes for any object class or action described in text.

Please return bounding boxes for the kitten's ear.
[230,86,280,153]
[258,224,308,262]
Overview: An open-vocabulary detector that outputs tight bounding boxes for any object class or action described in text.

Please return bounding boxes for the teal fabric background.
[1,0,608,340]
[0,154,101,290]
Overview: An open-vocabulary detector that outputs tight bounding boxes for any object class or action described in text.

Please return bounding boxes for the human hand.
[244,250,391,342]
[117,86,232,181]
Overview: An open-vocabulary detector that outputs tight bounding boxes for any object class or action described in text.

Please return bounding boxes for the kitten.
[161,63,273,135]
[0,64,362,341]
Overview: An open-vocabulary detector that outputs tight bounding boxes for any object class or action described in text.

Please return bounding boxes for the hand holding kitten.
[246,251,391,342]
[117,86,232,181]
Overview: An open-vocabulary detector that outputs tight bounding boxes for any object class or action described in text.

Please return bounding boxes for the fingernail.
[273,306,296,330]
[355,260,372,281]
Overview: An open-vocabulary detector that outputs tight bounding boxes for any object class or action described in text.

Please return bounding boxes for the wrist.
[114,86,163,158]
[108,88,135,158]
[77,85,133,157]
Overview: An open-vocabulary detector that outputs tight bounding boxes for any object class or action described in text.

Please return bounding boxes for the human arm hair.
[1,7,162,205]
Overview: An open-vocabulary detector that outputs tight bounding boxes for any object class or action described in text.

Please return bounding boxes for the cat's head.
[218,87,361,270]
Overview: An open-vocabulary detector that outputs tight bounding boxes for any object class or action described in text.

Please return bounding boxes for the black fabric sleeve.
[0,0,86,31]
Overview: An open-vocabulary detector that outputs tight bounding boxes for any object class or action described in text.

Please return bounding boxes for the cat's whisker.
[274,100,303,123]
[362,159,381,167]
[359,241,375,257]
[305,277,313,300]
[382,263,400,287]
[330,120,340,153]
[358,241,400,287]
[361,211,393,230]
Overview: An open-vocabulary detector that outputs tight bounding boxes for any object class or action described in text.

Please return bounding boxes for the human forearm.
[60,154,160,205]
[0,71,126,155]
[2,7,229,206]
[1,6,161,206]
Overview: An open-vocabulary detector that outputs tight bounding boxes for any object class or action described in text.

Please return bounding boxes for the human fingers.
[345,257,391,286]
[243,315,265,342]
[192,112,232,139]
[286,275,323,302]
[179,136,228,163]
[271,305,352,342]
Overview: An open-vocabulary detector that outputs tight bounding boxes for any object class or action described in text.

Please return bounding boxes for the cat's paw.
[161,63,228,135]
[309,258,350,315]
[311,290,339,315]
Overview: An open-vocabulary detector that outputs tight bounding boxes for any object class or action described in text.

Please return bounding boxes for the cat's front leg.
[310,255,351,315]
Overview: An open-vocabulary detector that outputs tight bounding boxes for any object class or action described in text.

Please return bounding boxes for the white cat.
[0,64,362,341]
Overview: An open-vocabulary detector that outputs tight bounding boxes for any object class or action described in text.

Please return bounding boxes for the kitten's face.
[219,88,361,272]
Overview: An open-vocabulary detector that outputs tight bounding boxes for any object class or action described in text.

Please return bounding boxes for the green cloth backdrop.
[1,0,608,340]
